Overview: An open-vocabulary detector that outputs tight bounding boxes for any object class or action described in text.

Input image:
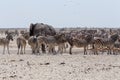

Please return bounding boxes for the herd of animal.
[0,23,120,55]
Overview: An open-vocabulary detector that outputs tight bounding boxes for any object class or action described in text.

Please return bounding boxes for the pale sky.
[0,0,120,28]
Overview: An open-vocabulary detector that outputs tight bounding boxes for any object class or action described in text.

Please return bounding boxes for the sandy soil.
[0,35,120,80]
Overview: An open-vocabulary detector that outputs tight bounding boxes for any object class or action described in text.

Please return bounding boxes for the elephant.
[29,23,56,53]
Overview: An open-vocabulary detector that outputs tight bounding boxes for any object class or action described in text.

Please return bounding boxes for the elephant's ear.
[30,23,34,29]
[29,23,35,36]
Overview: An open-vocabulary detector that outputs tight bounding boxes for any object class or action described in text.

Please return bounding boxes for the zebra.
[0,34,13,54]
[113,38,120,55]
[37,33,67,54]
[16,32,30,55]
[93,34,119,55]
[67,34,93,55]
[28,36,39,54]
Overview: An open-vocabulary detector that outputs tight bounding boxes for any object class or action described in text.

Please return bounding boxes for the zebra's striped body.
[93,34,119,55]
[68,34,93,55]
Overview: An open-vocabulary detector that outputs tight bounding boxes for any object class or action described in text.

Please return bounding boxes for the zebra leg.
[109,48,112,55]
[112,48,115,55]
[61,47,64,54]
[107,47,109,55]
[95,49,97,55]
[101,48,104,55]
[92,44,94,49]
[111,48,114,55]
[37,49,40,54]
[93,45,96,55]
[31,46,35,54]
[3,45,5,54]
[94,48,96,55]
[37,47,40,55]
[96,48,98,55]
[108,49,110,55]
[58,45,62,54]
[36,47,40,55]
[7,44,10,54]
[57,46,60,53]
[17,44,20,54]
[109,48,111,55]
[17,47,20,54]
[52,47,56,55]
[69,46,73,55]
[33,48,36,54]
[107,50,109,55]
[60,46,63,54]
[23,45,26,54]
[52,47,54,53]
[93,48,95,55]
[20,46,23,54]
[50,47,53,54]
[48,47,51,54]
[32,47,36,54]
[35,46,40,55]
[41,44,46,53]
[84,47,87,55]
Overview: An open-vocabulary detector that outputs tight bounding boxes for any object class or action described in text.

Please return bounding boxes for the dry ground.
[0,34,120,80]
